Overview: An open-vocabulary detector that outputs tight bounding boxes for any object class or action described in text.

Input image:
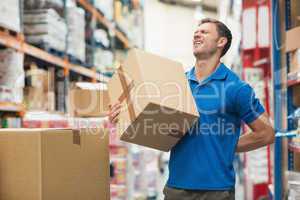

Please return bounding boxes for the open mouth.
[193,40,203,48]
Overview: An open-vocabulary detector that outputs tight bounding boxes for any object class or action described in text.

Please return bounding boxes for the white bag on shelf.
[0,0,21,32]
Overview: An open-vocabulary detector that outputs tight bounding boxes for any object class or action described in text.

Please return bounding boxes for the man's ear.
[217,37,228,48]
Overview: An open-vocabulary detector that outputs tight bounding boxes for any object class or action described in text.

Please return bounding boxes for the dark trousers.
[163,186,235,200]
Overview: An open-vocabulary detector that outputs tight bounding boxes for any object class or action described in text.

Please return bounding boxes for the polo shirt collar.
[187,63,228,84]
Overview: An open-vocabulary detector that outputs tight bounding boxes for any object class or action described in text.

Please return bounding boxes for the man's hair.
[199,18,232,57]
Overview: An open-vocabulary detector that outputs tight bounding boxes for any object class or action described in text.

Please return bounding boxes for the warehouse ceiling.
[158,0,218,13]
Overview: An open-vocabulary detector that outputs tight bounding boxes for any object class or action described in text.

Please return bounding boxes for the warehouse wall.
[144,0,217,70]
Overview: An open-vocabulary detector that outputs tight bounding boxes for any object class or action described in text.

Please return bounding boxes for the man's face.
[193,22,220,59]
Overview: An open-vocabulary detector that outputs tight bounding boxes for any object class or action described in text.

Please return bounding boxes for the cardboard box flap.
[286,26,300,52]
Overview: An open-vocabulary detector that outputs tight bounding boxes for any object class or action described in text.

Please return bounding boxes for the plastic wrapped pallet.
[24,0,64,10]
[94,29,110,48]
[94,48,114,73]
[66,6,86,62]
[0,48,24,103]
[94,0,113,20]
[24,9,67,52]
[0,0,21,32]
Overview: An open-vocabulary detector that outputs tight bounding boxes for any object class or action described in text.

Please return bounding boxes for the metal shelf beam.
[275,130,300,138]
[0,102,24,113]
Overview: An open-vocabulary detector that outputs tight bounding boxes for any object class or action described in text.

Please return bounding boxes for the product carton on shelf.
[0,128,110,200]
[0,48,24,103]
[293,84,300,109]
[286,26,300,73]
[68,82,110,117]
[108,49,199,152]
[24,86,47,110]
[286,27,300,107]
[0,48,24,87]
[24,68,51,111]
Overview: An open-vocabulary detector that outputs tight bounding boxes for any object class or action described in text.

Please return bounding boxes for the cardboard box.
[291,0,300,28]
[0,48,24,87]
[26,68,48,90]
[293,84,300,107]
[108,49,199,152]
[286,27,300,73]
[290,49,300,73]
[47,91,56,111]
[0,128,110,200]
[286,26,300,52]
[69,82,110,117]
[24,87,47,110]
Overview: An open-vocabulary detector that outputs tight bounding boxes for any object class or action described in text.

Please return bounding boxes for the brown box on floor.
[68,82,109,117]
[108,48,199,152]
[0,128,110,200]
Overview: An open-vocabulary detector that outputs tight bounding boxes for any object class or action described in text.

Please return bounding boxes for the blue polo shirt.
[167,63,265,190]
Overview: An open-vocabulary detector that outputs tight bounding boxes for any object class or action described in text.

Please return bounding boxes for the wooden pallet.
[0,26,24,44]
[35,43,65,58]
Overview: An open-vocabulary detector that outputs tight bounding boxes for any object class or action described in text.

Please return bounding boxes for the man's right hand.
[108,101,121,125]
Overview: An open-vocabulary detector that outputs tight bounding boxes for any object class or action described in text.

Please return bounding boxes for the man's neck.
[194,54,221,81]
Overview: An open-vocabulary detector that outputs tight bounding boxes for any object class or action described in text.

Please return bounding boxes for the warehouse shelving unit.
[272,0,300,199]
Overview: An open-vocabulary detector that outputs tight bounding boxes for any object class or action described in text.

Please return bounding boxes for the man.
[108,18,275,200]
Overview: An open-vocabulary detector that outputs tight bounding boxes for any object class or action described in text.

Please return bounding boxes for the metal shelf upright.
[272,0,284,199]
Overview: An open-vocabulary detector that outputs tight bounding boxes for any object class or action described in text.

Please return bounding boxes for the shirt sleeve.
[235,83,265,124]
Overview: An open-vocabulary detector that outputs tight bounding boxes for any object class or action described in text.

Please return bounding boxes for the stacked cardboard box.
[108,49,199,152]
[0,0,21,32]
[68,82,110,117]
[66,6,86,62]
[24,9,67,52]
[0,48,24,103]
[0,128,110,200]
